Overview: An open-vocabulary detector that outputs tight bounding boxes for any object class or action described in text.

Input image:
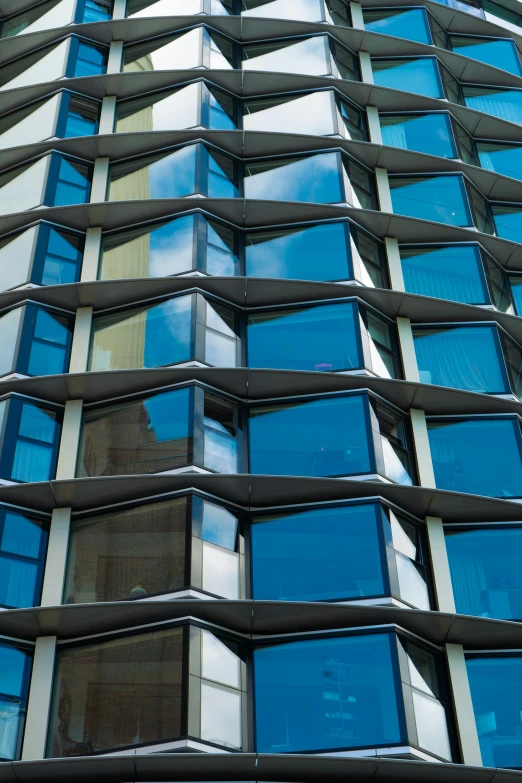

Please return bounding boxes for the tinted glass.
[413,325,509,393]
[40,227,83,286]
[247,302,362,371]
[73,42,106,78]
[372,58,444,98]
[109,145,198,201]
[381,114,457,158]
[26,307,71,376]
[52,157,91,206]
[252,503,386,601]
[467,657,522,768]
[478,143,522,181]
[493,206,522,243]
[446,526,522,620]
[451,36,522,75]
[400,245,490,304]
[0,643,31,761]
[390,175,472,226]
[0,509,46,609]
[254,633,402,752]
[464,87,522,124]
[245,153,343,204]
[364,8,432,43]
[428,417,522,497]
[10,402,60,483]
[249,394,372,477]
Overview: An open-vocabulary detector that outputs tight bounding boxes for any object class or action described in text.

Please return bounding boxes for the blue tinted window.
[10,402,60,483]
[80,0,111,22]
[64,108,97,138]
[148,145,197,199]
[0,643,30,760]
[464,87,522,124]
[245,153,343,204]
[207,149,239,198]
[73,42,106,77]
[252,503,385,601]
[2,511,42,558]
[254,633,402,753]
[364,8,432,43]
[381,114,457,158]
[40,227,82,286]
[26,308,71,376]
[446,527,522,620]
[400,245,490,304]
[52,157,91,206]
[467,657,522,768]
[246,222,352,281]
[372,58,444,98]
[207,88,237,130]
[0,509,45,610]
[249,394,372,477]
[413,325,509,393]
[390,175,472,226]
[247,302,362,372]
[428,417,522,497]
[510,276,522,314]
[451,36,522,75]
[493,206,522,243]
[479,143,522,181]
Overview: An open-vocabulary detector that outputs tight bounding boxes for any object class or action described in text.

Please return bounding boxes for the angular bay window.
[0,304,73,378]
[247,300,399,376]
[467,656,522,768]
[243,90,367,140]
[251,500,429,608]
[0,642,32,760]
[108,143,239,201]
[99,213,239,278]
[123,28,235,72]
[244,151,376,208]
[372,57,461,102]
[1,0,111,37]
[241,0,351,24]
[0,153,92,216]
[0,396,62,484]
[246,220,387,286]
[389,173,493,232]
[478,142,522,181]
[445,524,522,620]
[126,0,235,17]
[249,392,414,484]
[254,631,452,760]
[77,385,242,477]
[380,112,478,165]
[0,224,83,292]
[427,415,522,497]
[413,323,522,397]
[116,82,238,133]
[242,35,359,80]
[399,244,513,311]
[492,204,522,243]
[64,494,242,603]
[463,85,522,124]
[363,8,435,44]
[89,293,239,370]
[0,37,106,92]
[450,35,522,76]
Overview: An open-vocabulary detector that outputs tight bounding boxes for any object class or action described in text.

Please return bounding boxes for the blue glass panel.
[364,8,432,44]
[142,388,191,443]
[254,633,402,752]
[2,511,42,558]
[53,158,90,206]
[201,500,237,549]
[11,441,53,483]
[452,38,522,76]
[467,657,522,768]
[401,245,489,304]
[207,151,239,198]
[372,58,444,98]
[26,309,70,376]
[208,90,236,130]
[143,297,192,367]
[252,503,386,601]
[247,302,362,372]
[249,394,372,477]
[245,153,343,204]
[64,110,97,138]
[446,527,522,620]
[479,144,522,181]
[413,325,509,393]
[148,145,197,199]
[80,0,111,22]
[0,558,37,608]
[464,88,522,124]
[381,114,457,158]
[390,175,472,227]
[41,228,82,285]
[510,276,522,315]
[18,403,57,444]
[73,42,106,77]
[206,220,238,276]
[0,644,27,697]
[246,222,352,281]
[0,643,28,759]
[493,207,522,243]
[428,417,522,497]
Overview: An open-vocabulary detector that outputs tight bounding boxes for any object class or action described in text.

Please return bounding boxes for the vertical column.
[40,508,71,607]
[384,236,405,291]
[350,1,364,29]
[425,516,455,613]
[397,317,419,383]
[359,51,373,84]
[366,106,382,145]
[446,643,483,766]
[107,41,123,74]
[90,158,109,203]
[55,400,83,481]
[375,167,392,213]
[112,0,126,18]
[69,307,93,374]
[81,227,102,282]
[410,408,436,487]
[99,96,116,135]
[21,636,57,760]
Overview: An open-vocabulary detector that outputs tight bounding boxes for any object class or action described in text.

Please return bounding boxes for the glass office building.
[2,0,522,780]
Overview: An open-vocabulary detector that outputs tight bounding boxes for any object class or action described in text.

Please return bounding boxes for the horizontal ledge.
[2,752,520,783]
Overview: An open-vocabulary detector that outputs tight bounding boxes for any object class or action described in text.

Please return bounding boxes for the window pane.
[109,145,198,201]
[428,417,522,497]
[381,114,456,158]
[64,497,189,603]
[464,86,522,124]
[0,558,37,608]
[249,394,372,477]
[48,628,183,756]
[493,206,522,243]
[0,308,22,376]
[242,36,331,76]
[201,629,240,687]
[2,511,43,558]
[202,541,239,598]
[467,656,522,769]
[73,42,106,78]
[247,302,362,372]
[390,175,472,226]
[372,58,444,98]
[451,36,522,76]
[245,153,343,204]
[200,682,241,749]
[400,245,489,304]
[199,500,237,549]
[254,633,402,752]
[0,644,30,761]
[364,8,432,43]
[41,227,83,286]
[478,143,522,181]
[252,503,385,601]
[27,309,71,376]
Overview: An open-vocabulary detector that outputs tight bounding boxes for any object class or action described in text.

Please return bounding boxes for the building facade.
[0,0,522,779]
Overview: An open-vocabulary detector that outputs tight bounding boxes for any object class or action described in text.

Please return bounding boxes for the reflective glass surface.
[249,394,372,477]
[390,175,472,226]
[446,526,522,620]
[363,8,432,43]
[245,153,343,204]
[467,657,522,768]
[400,245,490,304]
[413,325,509,393]
[73,41,106,78]
[63,95,99,138]
[0,508,46,609]
[372,58,444,98]
[428,417,522,497]
[380,114,457,158]
[478,143,522,181]
[493,205,522,243]
[52,156,91,206]
[254,633,402,752]
[0,643,31,761]
[450,35,522,75]
[40,226,83,286]
[464,86,522,124]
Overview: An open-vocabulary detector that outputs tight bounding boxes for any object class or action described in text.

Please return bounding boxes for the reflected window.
[193,497,241,598]
[0,224,83,292]
[446,525,522,620]
[1,0,110,36]
[363,8,433,44]
[509,275,522,315]
[123,28,235,72]
[428,416,522,497]
[0,643,32,761]
[450,35,522,76]
[100,213,239,279]
[0,397,62,483]
[0,304,72,378]
[380,113,458,159]
[467,656,522,768]
[478,142,522,182]
[0,508,48,609]
[242,0,351,24]
[372,57,446,98]
[463,86,522,124]
[108,143,239,201]
[242,35,359,80]
[492,204,522,243]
